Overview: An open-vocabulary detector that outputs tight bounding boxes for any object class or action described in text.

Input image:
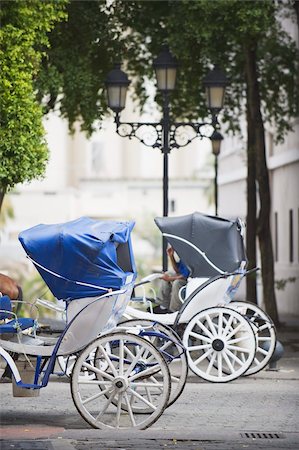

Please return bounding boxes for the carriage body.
[125,212,276,383]
[0,217,137,385]
[126,211,248,324]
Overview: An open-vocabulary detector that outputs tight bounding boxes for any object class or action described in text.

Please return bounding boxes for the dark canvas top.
[155,212,247,277]
[19,217,137,300]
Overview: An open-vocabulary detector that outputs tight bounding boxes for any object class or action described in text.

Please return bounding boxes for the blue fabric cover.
[19,217,137,301]
[177,261,190,279]
[0,318,35,334]
[0,295,12,320]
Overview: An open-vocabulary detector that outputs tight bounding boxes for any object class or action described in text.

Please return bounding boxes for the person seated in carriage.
[0,272,24,382]
[151,245,190,314]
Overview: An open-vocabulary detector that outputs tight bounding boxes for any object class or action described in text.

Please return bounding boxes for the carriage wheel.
[71,331,170,429]
[182,307,256,383]
[119,318,188,408]
[227,301,277,376]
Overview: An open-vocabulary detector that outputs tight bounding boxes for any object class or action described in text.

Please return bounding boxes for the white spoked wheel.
[227,301,277,376]
[119,318,188,408]
[183,307,256,383]
[71,331,171,430]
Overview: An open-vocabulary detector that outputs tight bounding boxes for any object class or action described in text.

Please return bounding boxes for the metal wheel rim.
[71,332,171,429]
[183,307,256,383]
[228,301,277,376]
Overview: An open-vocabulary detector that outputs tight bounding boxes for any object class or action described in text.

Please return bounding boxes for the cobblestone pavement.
[0,317,298,450]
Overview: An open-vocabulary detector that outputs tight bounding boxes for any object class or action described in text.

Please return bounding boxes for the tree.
[37,1,299,322]
[35,0,126,135]
[0,0,67,213]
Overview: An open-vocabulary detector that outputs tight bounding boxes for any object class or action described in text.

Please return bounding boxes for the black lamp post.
[210,129,223,216]
[105,48,228,271]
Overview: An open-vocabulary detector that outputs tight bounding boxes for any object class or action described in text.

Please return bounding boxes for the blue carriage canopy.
[19,217,137,301]
[155,212,247,278]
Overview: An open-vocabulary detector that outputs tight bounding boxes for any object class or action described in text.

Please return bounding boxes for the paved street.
[0,316,298,450]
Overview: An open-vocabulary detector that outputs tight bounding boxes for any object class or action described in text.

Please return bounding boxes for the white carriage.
[0,217,182,429]
[124,212,277,382]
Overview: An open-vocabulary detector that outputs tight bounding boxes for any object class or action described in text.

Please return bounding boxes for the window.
[90,141,104,176]
[289,209,293,263]
[274,212,278,262]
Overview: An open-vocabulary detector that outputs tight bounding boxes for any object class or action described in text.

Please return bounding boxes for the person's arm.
[161,272,184,282]
[160,247,184,282]
[167,247,180,274]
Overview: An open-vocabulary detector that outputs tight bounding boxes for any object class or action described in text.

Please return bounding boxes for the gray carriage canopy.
[154,212,247,278]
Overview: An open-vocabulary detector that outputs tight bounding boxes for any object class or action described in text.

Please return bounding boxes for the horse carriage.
[0,217,183,429]
[0,212,277,429]
[124,212,277,383]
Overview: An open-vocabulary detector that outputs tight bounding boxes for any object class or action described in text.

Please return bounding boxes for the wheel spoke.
[256,346,269,356]
[217,352,223,376]
[225,322,244,340]
[116,392,123,428]
[257,323,271,332]
[129,363,161,382]
[193,348,213,366]
[124,392,137,427]
[225,348,244,366]
[222,350,235,374]
[228,335,251,345]
[124,345,145,377]
[188,343,211,352]
[98,345,118,377]
[127,387,157,410]
[189,331,211,343]
[226,344,251,353]
[257,336,272,342]
[119,339,124,376]
[95,389,116,420]
[79,379,112,386]
[82,361,114,381]
[206,352,217,375]
[205,314,218,336]
[217,311,224,335]
[222,314,234,336]
[195,319,214,339]
[82,386,112,405]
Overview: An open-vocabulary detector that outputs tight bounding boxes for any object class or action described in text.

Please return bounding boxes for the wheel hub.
[212,338,225,351]
[113,376,128,392]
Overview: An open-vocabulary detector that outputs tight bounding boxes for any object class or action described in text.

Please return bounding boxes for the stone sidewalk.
[0,315,298,450]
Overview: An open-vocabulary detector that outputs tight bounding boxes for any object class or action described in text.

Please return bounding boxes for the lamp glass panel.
[107,85,127,110]
[120,86,127,109]
[155,68,167,91]
[155,67,177,91]
[206,86,225,109]
[165,67,177,91]
[212,139,221,156]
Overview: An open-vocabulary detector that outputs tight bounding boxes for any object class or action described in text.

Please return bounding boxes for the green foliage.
[36,0,124,135]
[275,277,297,291]
[0,196,14,228]
[38,0,298,141]
[0,0,67,198]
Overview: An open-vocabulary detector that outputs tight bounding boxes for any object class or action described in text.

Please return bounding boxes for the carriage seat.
[0,295,36,334]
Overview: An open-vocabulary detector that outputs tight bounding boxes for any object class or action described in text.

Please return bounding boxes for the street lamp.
[105,48,228,271]
[210,129,223,216]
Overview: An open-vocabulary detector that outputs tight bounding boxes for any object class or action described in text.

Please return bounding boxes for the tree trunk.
[245,97,258,304]
[294,1,299,31]
[244,44,279,325]
[0,191,5,215]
